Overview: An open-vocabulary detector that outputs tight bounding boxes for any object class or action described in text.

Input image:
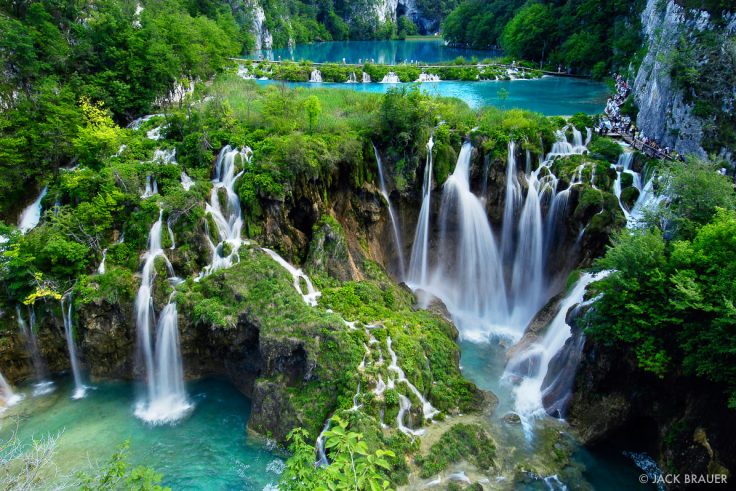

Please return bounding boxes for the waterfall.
[152,148,176,164]
[180,171,195,191]
[199,146,248,278]
[262,248,321,306]
[315,418,331,467]
[309,69,322,83]
[380,72,400,83]
[504,271,610,426]
[346,72,357,83]
[134,210,190,424]
[142,175,158,198]
[510,170,545,326]
[407,137,434,286]
[501,141,522,262]
[362,72,371,83]
[0,372,22,408]
[167,219,176,250]
[97,249,107,274]
[61,295,86,399]
[386,336,438,421]
[424,142,509,340]
[18,186,48,234]
[17,306,54,395]
[416,73,440,83]
[373,145,405,278]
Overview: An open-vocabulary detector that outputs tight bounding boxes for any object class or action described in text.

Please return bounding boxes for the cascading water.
[309,69,322,83]
[407,137,434,286]
[134,210,190,424]
[142,175,158,198]
[380,72,400,83]
[18,186,48,234]
[180,171,195,191]
[61,295,86,399]
[501,141,522,262]
[262,248,321,306]
[17,306,54,395]
[373,145,405,278]
[346,72,357,83]
[416,73,440,83]
[199,146,249,278]
[504,271,609,430]
[509,170,545,326]
[98,249,107,274]
[414,141,509,340]
[362,72,371,83]
[167,219,176,250]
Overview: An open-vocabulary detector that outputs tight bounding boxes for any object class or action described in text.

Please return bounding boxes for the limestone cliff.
[633,0,736,162]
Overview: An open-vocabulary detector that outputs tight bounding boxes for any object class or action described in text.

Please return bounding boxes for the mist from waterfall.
[374,144,405,278]
[134,210,190,424]
[0,372,22,408]
[61,295,86,399]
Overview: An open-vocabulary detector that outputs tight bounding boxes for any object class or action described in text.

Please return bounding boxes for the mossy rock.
[621,186,640,210]
[415,423,496,478]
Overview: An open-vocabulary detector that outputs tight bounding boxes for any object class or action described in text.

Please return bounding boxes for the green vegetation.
[443,0,647,76]
[587,156,736,407]
[415,423,495,478]
[238,59,542,83]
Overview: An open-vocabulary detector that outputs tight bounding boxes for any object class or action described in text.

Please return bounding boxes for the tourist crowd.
[596,74,683,161]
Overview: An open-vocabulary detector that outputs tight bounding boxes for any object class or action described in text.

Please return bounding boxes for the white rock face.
[248,0,273,50]
[633,0,735,161]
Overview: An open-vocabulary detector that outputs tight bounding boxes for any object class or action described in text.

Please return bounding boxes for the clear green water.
[255,39,501,64]
[0,377,282,490]
[257,77,609,115]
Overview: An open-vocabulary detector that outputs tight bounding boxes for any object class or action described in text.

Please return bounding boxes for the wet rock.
[503,412,522,425]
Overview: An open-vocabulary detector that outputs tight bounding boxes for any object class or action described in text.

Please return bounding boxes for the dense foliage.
[443,0,647,76]
[588,156,736,407]
[0,0,244,219]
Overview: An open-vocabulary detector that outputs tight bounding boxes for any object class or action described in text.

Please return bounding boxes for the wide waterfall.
[61,295,86,399]
[362,72,371,83]
[134,210,190,424]
[407,137,434,286]
[504,271,610,428]
[18,186,48,234]
[199,146,249,278]
[380,72,400,83]
[416,73,441,83]
[408,130,591,341]
[346,72,358,83]
[374,145,405,278]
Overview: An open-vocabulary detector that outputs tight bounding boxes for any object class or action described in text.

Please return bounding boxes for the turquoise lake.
[0,378,282,490]
[257,76,609,115]
[254,38,501,64]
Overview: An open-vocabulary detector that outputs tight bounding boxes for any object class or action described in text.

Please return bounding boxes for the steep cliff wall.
[633,0,736,162]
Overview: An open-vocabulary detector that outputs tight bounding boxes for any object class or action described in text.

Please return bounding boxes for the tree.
[501,3,555,61]
[304,96,322,133]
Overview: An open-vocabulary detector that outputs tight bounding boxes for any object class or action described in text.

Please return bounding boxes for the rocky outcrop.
[568,330,735,486]
[633,0,736,162]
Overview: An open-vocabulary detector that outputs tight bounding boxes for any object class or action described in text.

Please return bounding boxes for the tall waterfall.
[199,146,249,278]
[18,186,48,234]
[17,306,54,395]
[504,271,610,426]
[501,141,522,262]
[407,137,434,286]
[61,295,86,399]
[134,210,190,424]
[373,145,405,278]
[416,142,509,340]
